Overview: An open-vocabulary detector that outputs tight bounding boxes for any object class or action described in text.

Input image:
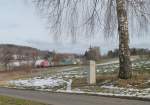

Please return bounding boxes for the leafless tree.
[34,0,150,79]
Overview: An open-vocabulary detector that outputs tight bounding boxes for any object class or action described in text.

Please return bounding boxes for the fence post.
[88,60,96,84]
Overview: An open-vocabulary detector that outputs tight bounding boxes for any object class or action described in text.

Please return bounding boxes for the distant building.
[35,59,49,68]
[52,53,78,65]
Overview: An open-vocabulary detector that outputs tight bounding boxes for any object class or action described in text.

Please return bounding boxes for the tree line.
[107,48,150,58]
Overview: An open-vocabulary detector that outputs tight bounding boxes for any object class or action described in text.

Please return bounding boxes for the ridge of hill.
[0,44,49,57]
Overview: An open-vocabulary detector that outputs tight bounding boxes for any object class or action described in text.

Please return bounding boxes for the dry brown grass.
[97,72,150,89]
[72,78,87,87]
[0,67,42,86]
[96,74,118,83]
[72,71,150,89]
[115,72,150,89]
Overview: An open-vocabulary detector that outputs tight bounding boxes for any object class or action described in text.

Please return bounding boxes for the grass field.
[1,56,150,98]
[0,95,48,105]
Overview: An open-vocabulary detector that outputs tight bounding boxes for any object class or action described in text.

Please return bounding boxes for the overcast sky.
[0,0,150,55]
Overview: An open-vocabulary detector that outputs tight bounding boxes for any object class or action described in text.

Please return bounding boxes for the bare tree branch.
[34,0,150,40]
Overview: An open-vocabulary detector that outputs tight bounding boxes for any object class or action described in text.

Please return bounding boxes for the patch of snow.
[57,89,150,99]
[9,77,67,89]
[100,85,150,98]
[97,61,119,66]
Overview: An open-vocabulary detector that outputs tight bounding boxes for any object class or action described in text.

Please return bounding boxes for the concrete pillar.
[66,79,72,92]
[88,60,96,84]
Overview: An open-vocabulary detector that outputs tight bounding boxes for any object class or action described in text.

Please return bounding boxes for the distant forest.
[107,48,150,58]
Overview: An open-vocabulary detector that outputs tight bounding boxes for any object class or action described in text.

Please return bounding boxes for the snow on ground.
[57,84,150,99]
[96,57,137,66]
[8,76,150,99]
[96,59,150,73]
[9,77,67,89]
[7,58,150,99]
[8,68,79,90]
[57,88,150,99]
[57,89,150,99]
[100,85,150,98]
[97,60,119,66]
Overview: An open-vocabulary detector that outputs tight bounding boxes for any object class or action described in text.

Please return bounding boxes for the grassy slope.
[0,95,48,105]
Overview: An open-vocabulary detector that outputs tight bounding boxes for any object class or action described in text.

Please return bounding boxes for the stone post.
[66,79,72,92]
[88,60,96,84]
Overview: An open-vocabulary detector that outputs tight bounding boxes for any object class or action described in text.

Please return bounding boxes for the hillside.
[0,44,49,59]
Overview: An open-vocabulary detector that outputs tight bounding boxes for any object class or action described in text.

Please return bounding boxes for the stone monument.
[88,60,96,84]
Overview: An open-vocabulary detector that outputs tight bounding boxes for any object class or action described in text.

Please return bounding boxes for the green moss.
[0,95,48,105]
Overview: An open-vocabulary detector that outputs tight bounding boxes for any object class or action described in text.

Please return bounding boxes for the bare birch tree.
[34,0,150,79]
